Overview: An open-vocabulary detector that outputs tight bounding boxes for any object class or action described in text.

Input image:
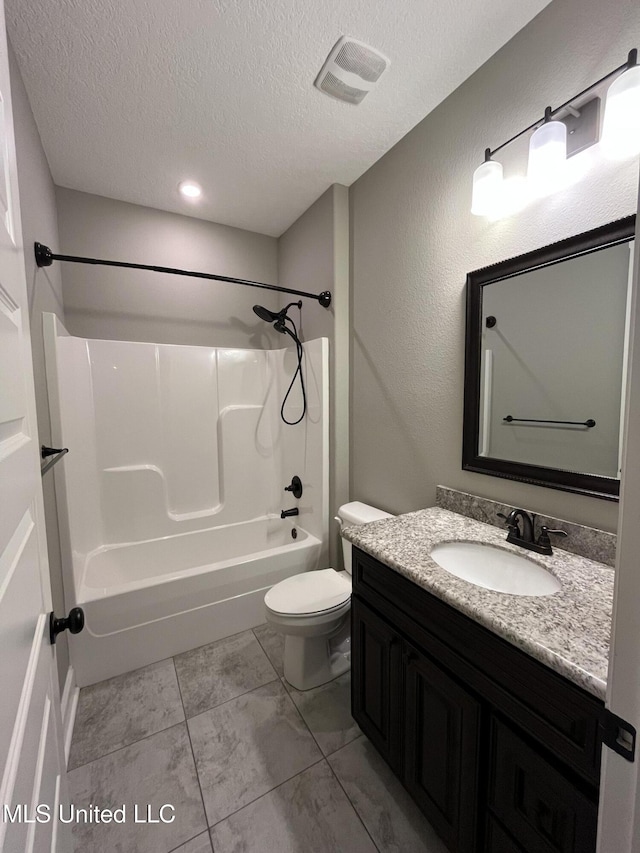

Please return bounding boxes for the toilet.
[264,501,393,690]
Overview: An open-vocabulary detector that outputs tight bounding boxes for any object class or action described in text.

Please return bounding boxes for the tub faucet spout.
[281,508,299,519]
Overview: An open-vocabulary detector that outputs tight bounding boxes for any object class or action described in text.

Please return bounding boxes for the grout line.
[174,632,279,720]
[167,829,211,853]
[67,717,187,773]
[185,677,281,723]
[323,730,365,759]
[279,674,363,759]
[68,658,188,772]
[174,627,261,664]
[325,759,382,853]
[251,626,283,678]
[173,657,211,841]
[278,676,326,758]
[199,682,325,828]
[207,757,327,831]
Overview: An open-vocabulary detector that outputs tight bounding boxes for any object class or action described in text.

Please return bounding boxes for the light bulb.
[602,64,640,160]
[471,159,503,217]
[178,181,202,199]
[527,116,567,198]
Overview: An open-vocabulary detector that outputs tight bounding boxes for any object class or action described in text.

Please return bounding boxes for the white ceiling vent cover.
[314,37,390,105]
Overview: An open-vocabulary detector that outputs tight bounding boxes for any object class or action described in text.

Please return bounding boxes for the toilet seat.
[265,569,351,617]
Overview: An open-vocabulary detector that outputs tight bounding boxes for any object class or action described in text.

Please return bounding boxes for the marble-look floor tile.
[68,659,184,769]
[328,737,447,853]
[68,723,206,853]
[170,831,213,852]
[253,622,285,677]
[175,630,277,718]
[188,680,321,826]
[209,760,377,853]
[284,672,361,756]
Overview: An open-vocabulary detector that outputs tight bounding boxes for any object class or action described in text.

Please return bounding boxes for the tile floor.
[67,624,447,853]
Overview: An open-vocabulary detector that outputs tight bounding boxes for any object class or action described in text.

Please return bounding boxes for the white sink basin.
[429,541,561,596]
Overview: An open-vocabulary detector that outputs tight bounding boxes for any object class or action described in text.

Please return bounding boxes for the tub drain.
[291,528,298,539]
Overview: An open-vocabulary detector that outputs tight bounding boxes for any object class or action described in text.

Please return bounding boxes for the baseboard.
[60,666,79,767]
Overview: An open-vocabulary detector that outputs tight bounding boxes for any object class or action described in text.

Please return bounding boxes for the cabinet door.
[485,817,524,853]
[404,644,481,853]
[489,717,597,853]
[351,596,403,771]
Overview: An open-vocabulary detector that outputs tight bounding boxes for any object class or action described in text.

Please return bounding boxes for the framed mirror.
[463,215,635,501]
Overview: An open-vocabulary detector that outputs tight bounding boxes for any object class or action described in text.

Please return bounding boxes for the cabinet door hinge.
[601,710,636,762]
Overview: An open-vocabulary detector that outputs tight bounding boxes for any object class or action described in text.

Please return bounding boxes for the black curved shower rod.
[34,242,332,308]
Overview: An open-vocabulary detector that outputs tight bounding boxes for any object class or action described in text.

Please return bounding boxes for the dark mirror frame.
[462,215,636,502]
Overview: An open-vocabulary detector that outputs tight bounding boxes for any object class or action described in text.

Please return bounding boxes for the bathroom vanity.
[345,504,614,853]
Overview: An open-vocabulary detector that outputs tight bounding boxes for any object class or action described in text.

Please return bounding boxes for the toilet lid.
[265,569,352,616]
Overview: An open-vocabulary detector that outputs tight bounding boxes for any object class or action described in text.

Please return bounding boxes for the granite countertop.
[343,507,614,700]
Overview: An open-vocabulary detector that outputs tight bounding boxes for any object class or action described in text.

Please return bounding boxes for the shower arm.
[34,243,332,308]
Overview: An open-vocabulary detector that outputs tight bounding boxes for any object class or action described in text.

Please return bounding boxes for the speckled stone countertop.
[343,507,614,700]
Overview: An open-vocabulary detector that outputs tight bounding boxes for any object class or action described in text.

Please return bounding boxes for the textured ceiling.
[7,0,550,237]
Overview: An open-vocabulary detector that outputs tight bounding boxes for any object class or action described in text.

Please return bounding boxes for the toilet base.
[283,632,351,691]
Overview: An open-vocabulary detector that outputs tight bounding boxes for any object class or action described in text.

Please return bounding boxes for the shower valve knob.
[284,476,303,499]
[49,607,85,645]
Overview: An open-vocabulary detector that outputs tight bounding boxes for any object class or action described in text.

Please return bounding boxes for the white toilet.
[264,501,392,690]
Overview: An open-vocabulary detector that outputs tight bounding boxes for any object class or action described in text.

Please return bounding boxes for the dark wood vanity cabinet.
[351,548,604,853]
[351,597,402,771]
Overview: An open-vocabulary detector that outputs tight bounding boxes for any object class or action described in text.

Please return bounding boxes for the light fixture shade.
[527,119,567,197]
[602,65,640,160]
[489,176,529,221]
[471,159,503,216]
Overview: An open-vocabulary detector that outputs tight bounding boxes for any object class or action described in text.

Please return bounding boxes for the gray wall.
[279,185,350,566]
[351,0,640,533]
[9,41,69,689]
[56,188,281,348]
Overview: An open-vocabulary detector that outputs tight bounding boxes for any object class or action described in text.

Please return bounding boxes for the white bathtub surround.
[44,314,328,685]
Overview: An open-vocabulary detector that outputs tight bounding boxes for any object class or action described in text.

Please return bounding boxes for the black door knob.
[49,607,85,645]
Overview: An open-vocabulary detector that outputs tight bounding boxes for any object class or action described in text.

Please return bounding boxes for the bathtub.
[71,518,322,686]
[44,317,329,688]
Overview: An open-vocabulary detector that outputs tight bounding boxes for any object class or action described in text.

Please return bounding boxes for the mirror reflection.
[479,240,633,478]
[463,216,636,499]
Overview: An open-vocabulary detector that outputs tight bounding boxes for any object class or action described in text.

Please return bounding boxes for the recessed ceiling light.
[178,180,202,199]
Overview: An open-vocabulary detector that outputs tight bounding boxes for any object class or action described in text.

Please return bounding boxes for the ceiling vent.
[314,37,390,105]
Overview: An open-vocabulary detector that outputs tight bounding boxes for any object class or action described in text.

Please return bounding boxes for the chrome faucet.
[497,509,567,556]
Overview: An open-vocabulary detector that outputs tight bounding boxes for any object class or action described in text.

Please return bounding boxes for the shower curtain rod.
[34,242,332,308]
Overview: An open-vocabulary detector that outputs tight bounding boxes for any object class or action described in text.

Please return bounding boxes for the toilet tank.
[336,501,393,575]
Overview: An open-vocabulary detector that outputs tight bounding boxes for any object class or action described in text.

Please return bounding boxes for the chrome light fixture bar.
[472,49,640,218]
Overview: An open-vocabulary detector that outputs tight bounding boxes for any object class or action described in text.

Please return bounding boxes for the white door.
[0,1,70,850]
[597,177,640,852]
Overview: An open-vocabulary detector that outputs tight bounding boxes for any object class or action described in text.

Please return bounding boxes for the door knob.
[49,607,85,645]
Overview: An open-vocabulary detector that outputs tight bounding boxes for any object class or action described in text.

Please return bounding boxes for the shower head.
[253,301,302,332]
[253,304,281,323]
[253,301,307,425]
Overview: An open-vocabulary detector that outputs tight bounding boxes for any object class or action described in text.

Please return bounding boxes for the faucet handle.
[537,526,568,553]
[540,526,568,538]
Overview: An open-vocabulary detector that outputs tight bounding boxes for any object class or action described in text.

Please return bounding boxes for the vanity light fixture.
[527,107,567,198]
[472,48,639,217]
[602,57,640,159]
[470,152,503,217]
[178,180,202,199]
